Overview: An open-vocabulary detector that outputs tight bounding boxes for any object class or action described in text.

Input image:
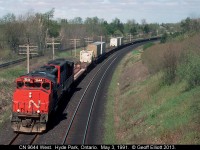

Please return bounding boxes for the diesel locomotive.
[11,59,74,132]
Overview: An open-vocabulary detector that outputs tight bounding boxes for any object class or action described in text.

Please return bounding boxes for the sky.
[0,0,200,24]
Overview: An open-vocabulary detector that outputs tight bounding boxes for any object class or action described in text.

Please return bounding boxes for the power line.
[70,39,80,57]
[84,37,93,47]
[46,37,61,60]
[19,44,38,73]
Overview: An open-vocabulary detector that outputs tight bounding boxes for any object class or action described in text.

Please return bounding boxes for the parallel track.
[0,57,26,69]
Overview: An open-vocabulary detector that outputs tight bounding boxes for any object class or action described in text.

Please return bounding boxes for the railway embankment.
[104,34,200,144]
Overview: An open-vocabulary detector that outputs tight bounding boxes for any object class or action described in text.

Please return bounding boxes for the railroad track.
[8,133,39,145]
[0,54,42,69]
[0,57,27,69]
[0,48,79,69]
[61,48,122,144]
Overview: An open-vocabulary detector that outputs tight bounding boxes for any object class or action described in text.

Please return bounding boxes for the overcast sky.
[0,0,200,23]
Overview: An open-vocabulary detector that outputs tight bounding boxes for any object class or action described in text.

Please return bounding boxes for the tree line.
[0,8,181,54]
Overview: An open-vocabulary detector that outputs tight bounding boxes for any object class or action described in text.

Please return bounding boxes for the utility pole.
[46,37,61,60]
[70,39,80,57]
[19,42,38,74]
[127,34,133,42]
[98,35,104,54]
[98,35,103,42]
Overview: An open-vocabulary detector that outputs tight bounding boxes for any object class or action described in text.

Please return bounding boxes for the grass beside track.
[0,66,26,125]
[103,48,143,144]
[104,46,200,144]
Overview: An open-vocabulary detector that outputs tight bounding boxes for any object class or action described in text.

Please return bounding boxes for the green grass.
[103,48,142,144]
[0,49,24,64]
[0,67,26,79]
[0,109,11,126]
[143,42,155,50]
[55,48,82,60]
[132,50,140,55]
[55,50,72,58]
[0,66,27,127]
[104,47,200,144]
[103,64,120,144]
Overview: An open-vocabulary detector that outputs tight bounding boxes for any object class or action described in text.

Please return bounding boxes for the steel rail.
[29,134,39,145]
[8,133,20,145]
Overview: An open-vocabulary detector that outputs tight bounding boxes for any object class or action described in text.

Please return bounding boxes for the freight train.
[110,37,124,47]
[11,37,160,133]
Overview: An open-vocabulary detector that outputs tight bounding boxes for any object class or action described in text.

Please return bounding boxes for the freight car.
[87,42,106,59]
[110,37,124,47]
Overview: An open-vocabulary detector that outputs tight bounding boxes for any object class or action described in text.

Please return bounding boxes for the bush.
[160,33,168,43]
[142,33,200,87]
[162,48,178,85]
[177,52,200,89]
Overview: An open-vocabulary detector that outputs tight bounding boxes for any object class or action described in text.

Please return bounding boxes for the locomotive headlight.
[29,92,32,98]
[37,110,40,113]
[17,109,20,112]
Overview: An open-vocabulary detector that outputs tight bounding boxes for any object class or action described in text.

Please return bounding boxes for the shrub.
[160,33,168,43]
[142,33,200,87]
[177,52,200,89]
[162,48,178,85]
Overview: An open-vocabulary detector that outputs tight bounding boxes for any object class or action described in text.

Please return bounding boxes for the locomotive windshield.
[17,81,24,88]
[42,83,50,90]
[25,82,41,88]
[16,78,51,91]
